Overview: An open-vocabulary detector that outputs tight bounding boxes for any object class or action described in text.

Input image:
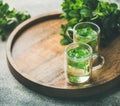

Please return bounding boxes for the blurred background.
[3,0,62,16]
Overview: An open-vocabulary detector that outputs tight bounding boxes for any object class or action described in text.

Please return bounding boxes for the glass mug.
[67,22,105,71]
[64,42,93,84]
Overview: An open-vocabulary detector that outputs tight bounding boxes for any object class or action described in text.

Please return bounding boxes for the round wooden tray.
[7,12,120,98]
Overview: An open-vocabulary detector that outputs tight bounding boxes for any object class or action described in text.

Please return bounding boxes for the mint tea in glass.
[64,42,93,84]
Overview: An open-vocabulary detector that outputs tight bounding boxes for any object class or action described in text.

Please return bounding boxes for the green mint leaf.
[0,0,2,5]
[60,38,70,45]
[2,3,9,13]
[80,8,91,17]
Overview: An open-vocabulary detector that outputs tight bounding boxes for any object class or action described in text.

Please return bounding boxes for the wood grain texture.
[7,12,120,98]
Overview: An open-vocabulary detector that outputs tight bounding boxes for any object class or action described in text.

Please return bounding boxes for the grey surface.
[0,0,120,106]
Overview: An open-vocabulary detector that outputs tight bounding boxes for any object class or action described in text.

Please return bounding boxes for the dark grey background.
[0,0,120,106]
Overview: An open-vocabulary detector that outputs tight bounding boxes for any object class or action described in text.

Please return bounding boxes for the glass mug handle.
[92,55,105,71]
[66,28,74,41]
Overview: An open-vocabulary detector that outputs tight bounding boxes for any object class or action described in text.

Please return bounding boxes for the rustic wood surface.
[7,12,120,98]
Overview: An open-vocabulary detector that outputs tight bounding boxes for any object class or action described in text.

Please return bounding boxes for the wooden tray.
[7,12,120,98]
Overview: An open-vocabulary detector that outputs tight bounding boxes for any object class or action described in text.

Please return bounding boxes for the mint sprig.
[0,0,31,41]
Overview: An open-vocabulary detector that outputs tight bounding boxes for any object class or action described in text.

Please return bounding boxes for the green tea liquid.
[74,27,98,58]
[67,46,91,84]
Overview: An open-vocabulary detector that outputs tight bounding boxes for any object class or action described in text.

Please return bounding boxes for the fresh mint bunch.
[0,0,31,41]
[60,0,120,47]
